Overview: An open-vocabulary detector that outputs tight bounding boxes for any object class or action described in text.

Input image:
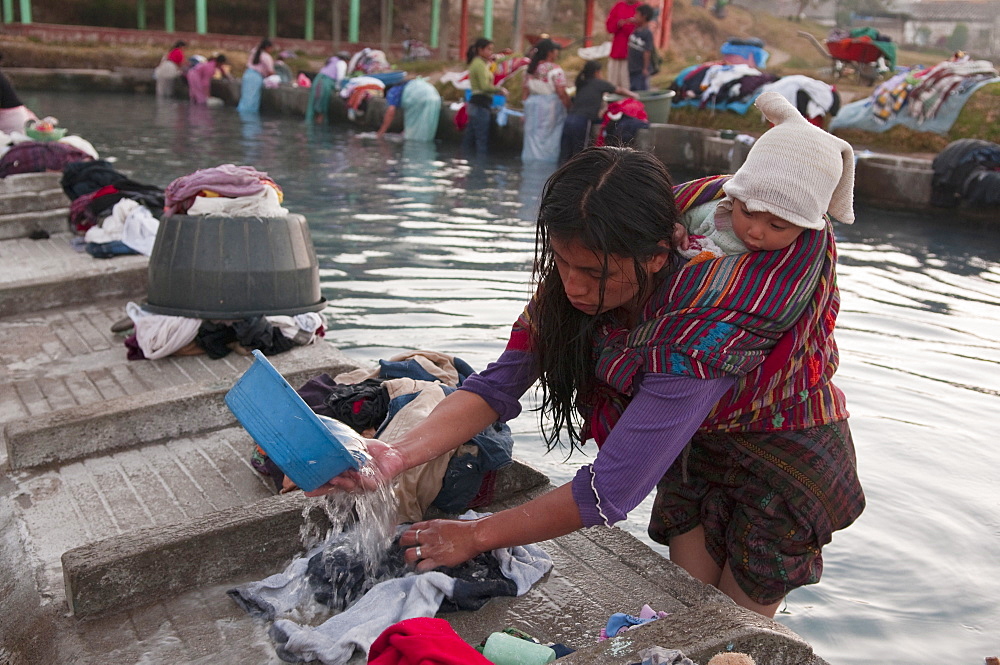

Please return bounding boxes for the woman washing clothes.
[186,54,232,105]
[237,38,275,113]
[560,60,636,163]
[310,122,864,616]
[462,38,508,156]
[521,38,570,163]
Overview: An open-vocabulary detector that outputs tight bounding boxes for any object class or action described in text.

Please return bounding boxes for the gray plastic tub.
[145,213,326,319]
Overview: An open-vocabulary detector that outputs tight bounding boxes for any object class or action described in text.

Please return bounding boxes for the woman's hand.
[398,518,486,571]
[303,438,406,496]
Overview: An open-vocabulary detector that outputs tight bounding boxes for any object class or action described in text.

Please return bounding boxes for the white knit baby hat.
[723,91,855,229]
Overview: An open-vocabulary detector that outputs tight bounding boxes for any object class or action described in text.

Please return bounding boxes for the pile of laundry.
[0,117,101,178]
[163,163,287,217]
[669,62,779,113]
[255,351,514,519]
[596,97,649,148]
[116,163,323,360]
[830,56,1000,135]
[121,301,325,361]
[61,159,165,257]
[340,76,386,119]
[347,48,393,76]
[229,512,551,665]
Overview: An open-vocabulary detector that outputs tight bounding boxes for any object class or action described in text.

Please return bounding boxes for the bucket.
[605,89,676,125]
[225,350,365,492]
[145,213,326,318]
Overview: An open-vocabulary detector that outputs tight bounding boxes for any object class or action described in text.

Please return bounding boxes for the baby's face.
[731,199,806,252]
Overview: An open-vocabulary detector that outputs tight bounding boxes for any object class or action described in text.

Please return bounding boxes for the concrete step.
[11,426,277,615]
[0,234,148,317]
[0,188,69,216]
[0,171,63,196]
[0,206,70,240]
[4,341,359,469]
[60,460,552,618]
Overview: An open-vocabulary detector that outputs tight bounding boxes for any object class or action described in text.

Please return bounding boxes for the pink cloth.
[606,1,639,59]
[164,164,279,214]
[248,50,275,77]
[186,60,218,104]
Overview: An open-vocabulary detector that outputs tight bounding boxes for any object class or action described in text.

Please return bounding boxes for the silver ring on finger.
[415,546,423,559]
[415,529,422,541]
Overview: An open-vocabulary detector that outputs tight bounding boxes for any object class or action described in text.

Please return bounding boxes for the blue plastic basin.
[225,350,363,491]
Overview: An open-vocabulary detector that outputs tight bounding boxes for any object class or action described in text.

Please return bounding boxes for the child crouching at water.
[674,90,856,263]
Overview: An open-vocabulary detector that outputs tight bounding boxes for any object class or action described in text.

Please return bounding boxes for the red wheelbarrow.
[798,30,889,85]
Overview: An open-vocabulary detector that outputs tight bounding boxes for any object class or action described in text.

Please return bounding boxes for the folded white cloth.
[125,301,201,359]
[186,185,288,217]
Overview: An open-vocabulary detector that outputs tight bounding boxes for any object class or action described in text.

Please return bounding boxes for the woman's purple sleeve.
[458,348,539,422]
[571,373,736,527]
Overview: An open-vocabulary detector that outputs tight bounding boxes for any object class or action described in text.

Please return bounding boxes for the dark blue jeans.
[629,73,649,92]
[462,104,491,156]
[560,114,592,163]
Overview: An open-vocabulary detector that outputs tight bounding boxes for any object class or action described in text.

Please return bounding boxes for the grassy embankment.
[1,0,996,152]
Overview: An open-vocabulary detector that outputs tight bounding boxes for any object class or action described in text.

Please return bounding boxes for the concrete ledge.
[0,258,149,317]
[559,602,824,665]
[63,491,316,617]
[0,172,63,195]
[855,153,934,210]
[4,344,359,469]
[0,207,69,240]
[61,459,551,618]
[0,189,68,216]
[639,124,725,173]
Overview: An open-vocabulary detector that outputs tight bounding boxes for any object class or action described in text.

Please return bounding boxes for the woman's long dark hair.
[575,60,602,89]
[466,38,492,64]
[531,146,679,452]
[252,38,272,65]
[527,41,557,75]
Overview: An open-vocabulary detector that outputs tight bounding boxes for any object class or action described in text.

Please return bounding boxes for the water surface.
[23,90,1000,665]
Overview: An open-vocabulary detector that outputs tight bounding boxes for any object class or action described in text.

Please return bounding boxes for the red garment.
[367,617,491,665]
[594,98,648,146]
[606,1,640,59]
[167,47,185,67]
[454,103,469,130]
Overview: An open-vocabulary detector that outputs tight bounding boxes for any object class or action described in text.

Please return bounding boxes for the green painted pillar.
[2,0,13,24]
[195,0,207,34]
[137,0,146,29]
[164,0,175,32]
[18,0,30,24]
[305,0,314,40]
[430,0,440,48]
[483,0,493,39]
[268,0,277,38]
[349,0,359,43]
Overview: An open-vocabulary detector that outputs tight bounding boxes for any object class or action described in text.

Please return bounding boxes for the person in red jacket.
[605,0,640,89]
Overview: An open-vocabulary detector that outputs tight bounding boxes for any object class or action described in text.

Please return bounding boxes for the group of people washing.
[464,0,660,163]
[155,38,277,112]
[463,37,636,163]
[303,90,865,619]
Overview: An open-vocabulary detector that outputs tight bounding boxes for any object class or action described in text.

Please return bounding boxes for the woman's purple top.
[460,348,734,527]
